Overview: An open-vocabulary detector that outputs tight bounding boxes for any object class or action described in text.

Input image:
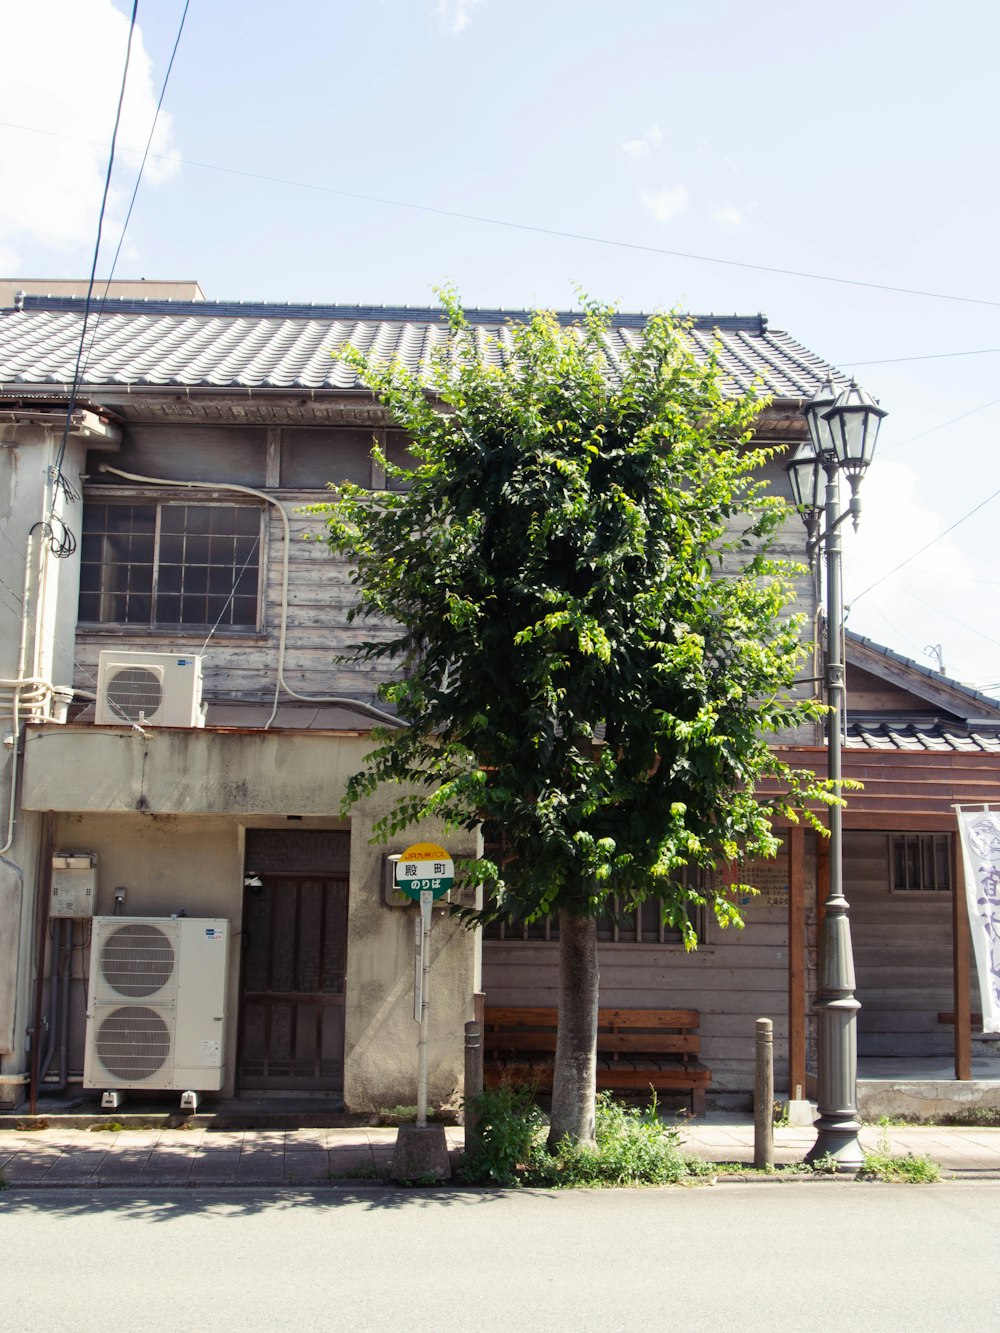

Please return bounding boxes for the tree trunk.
[548,910,599,1149]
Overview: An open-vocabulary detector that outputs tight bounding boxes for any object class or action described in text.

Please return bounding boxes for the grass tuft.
[460,1087,709,1188]
[858,1120,940,1183]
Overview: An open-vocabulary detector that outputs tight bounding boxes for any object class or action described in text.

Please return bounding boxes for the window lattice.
[79,502,261,628]
[891,833,952,892]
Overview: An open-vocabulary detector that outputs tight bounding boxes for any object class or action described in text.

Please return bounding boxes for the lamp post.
[786,377,887,1170]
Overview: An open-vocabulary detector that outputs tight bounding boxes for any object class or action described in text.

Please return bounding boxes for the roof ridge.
[7,294,769,332]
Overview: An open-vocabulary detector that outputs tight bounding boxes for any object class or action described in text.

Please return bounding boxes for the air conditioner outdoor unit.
[83,916,229,1092]
[95,650,205,727]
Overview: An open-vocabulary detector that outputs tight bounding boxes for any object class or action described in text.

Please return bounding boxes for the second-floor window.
[79,502,262,629]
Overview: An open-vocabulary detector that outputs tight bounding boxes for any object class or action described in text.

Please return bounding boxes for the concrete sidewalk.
[3,1114,1000,1188]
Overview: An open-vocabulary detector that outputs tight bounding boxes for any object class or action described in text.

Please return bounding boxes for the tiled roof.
[846,720,1000,753]
[0,296,845,399]
[846,629,1000,718]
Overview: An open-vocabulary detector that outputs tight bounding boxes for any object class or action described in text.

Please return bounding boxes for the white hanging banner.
[955,806,1000,1033]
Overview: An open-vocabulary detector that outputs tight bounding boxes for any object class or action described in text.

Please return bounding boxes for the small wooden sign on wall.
[742,860,790,908]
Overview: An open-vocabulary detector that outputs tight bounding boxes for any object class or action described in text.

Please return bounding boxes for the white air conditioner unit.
[95,650,205,727]
[83,916,229,1092]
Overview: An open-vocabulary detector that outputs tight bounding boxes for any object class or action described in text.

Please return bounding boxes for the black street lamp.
[787,377,887,1170]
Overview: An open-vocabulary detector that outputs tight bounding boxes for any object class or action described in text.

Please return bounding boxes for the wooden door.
[238,831,350,1091]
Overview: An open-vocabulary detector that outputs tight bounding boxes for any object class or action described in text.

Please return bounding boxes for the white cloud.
[621,126,662,161]
[639,183,689,223]
[708,200,757,228]
[0,1,180,270]
[434,0,484,32]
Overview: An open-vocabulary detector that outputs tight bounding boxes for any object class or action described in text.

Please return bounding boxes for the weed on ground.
[460,1087,710,1188]
[858,1120,940,1183]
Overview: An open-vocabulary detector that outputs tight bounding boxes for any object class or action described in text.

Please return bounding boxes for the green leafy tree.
[318,292,830,1147]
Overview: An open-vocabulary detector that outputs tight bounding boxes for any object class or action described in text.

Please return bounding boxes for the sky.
[2,0,999,696]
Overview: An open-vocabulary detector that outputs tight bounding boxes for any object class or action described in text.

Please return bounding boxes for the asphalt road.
[2,1181,997,1332]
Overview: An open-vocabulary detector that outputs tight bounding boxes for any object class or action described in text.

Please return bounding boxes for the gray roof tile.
[845,720,1000,753]
[0,297,847,399]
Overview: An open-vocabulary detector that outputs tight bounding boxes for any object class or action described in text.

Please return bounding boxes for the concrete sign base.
[390,1122,452,1183]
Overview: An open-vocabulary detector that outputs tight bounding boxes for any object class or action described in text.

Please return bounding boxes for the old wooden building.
[0,287,934,1113]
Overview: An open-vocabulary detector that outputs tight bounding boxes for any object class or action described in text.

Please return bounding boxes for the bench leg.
[691,1087,706,1116]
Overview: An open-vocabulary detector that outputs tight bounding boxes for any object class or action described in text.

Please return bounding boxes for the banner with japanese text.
[956,806,1000,1033]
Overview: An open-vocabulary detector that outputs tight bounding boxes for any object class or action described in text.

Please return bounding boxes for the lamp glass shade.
[804,377,840,458]
[785,442,823,514]
[822,381,887,478]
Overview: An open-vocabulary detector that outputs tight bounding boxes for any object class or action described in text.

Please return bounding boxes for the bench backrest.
[484,1006,700,1056]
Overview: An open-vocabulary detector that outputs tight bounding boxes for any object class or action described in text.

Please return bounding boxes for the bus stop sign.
[394,842,455,902]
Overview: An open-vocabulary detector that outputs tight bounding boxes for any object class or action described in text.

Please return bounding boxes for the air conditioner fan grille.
[100,922,175,997]
[94,1005,172,1081]
[105,666,163,722]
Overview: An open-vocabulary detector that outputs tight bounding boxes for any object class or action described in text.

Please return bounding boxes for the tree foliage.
[318,290,830,943]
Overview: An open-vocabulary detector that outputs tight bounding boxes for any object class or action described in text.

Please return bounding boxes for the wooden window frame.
[889,832,952,892]
[78,494,265,633]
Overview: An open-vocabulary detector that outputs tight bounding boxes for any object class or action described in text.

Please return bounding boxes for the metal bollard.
[464,1020,484,1155]
[754,1017,774,1170]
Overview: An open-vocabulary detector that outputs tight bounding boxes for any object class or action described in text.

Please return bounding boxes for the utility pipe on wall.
[98,465,402,728]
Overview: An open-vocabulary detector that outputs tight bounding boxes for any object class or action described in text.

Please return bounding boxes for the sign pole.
[416,889,433,1127]
[390,841,456,1185]
[394,842,455,1129]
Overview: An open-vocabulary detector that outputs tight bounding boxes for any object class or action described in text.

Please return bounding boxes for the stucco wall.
[21,726,481,1111]
[345,793,481,1113]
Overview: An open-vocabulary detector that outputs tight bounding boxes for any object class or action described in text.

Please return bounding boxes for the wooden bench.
[483,1006,711,1114]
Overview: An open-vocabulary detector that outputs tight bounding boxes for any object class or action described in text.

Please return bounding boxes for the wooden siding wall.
[74,427,820,723]
[75,427,402,705]
[847,831,975,1057]
[483,837,815,1096]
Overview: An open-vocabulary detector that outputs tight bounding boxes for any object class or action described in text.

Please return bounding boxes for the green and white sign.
[394,842,454,902]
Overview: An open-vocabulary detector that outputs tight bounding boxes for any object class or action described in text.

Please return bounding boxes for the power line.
[49,0,140,534]
[4,116,1000,313]
[878,396,1000,455]
[857,580,1000,654]
[841,347,1000,367]
[82,0,192,377]
[849,482,1000,607]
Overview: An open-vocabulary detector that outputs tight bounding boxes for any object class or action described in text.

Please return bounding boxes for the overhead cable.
[3,117,1000,312]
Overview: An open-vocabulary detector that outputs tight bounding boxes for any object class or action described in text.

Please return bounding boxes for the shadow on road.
[0,1183,538,1221]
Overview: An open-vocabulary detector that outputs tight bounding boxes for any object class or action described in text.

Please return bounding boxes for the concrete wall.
[0,421,88,1104]
[21,726,480,1111]
[344,794,480,1112]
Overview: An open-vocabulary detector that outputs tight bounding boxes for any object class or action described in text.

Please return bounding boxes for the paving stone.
[237,1154,289,1183]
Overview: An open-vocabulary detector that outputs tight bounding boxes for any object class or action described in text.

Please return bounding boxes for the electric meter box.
[50,853,97,918]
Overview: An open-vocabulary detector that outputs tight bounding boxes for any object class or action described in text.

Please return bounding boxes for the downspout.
[97,465,403,729]
[28,813,56,1114]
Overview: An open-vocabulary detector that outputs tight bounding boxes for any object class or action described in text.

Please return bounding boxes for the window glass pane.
[158,564,182,593]
[159,534,185,564]
[208,566,234,595]
[160,507,186,533]
[185,535,211,564]
[80,533,104,562]
[157,594,181,622]
[178,594,207,624]
[233,595,258,623]
[184,565,209,594]
[184,507,212,534]
[234,507,262,534]
[123,593,152,623]
[79,562,101,593]
[129,535,155,565]
[127,565,153,595]
[78,502,260,628]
